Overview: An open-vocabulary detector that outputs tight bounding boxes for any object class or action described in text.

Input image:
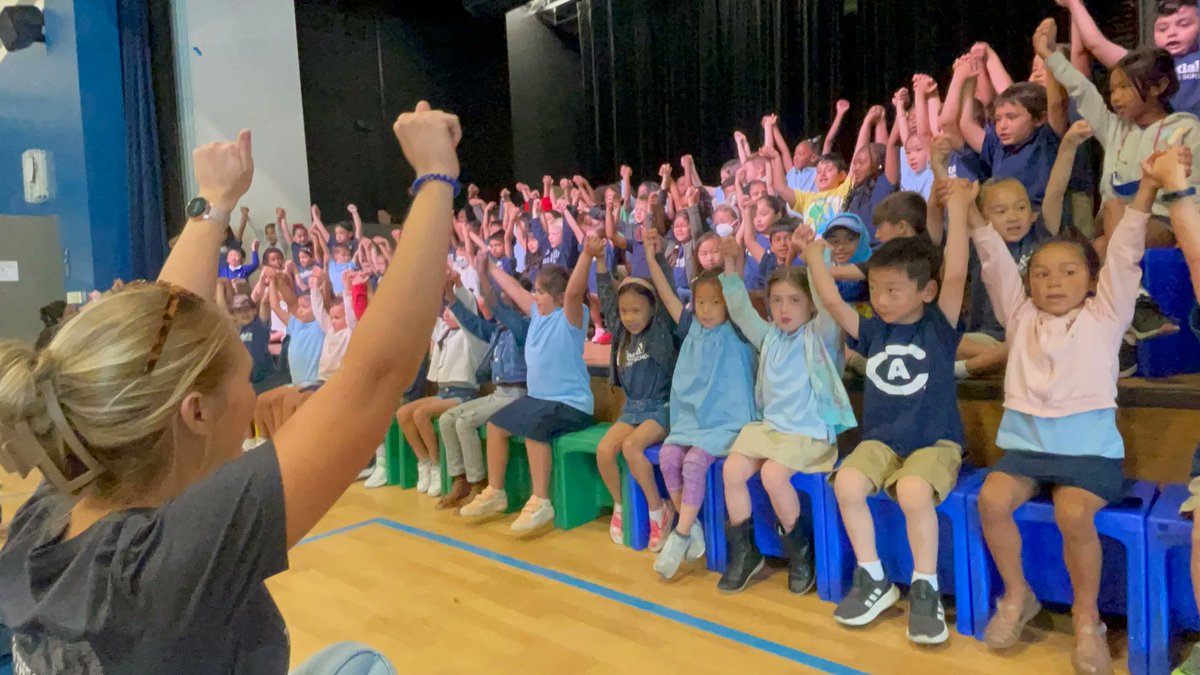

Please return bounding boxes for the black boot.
[779,517,816,595]
[717,519,764,594]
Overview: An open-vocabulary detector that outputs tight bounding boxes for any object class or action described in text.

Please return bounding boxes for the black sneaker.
[1130,294,1179,341]
[834,567,900,627]
[907,579,950,645]
[1119,332,1138,378]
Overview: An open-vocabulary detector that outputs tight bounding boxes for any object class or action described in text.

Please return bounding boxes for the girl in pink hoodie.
[967,150,1182,673]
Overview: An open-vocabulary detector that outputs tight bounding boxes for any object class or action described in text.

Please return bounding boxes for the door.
[0,215,65,343]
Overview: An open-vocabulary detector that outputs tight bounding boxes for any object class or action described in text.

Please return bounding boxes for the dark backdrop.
[562,0,1139,185]
[294,0,514,217]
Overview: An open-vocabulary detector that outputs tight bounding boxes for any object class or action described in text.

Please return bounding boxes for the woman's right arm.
[273,102,462,548]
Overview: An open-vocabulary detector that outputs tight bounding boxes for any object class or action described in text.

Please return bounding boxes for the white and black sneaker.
[907,579,950,645]
[834,567,900,627]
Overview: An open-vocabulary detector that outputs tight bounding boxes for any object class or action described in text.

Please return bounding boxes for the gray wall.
[0,216,65,343]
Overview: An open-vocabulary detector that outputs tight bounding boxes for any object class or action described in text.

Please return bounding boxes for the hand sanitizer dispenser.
[22,149,52,204]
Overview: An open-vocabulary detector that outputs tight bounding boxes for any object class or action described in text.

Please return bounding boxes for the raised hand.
[241,206,250,217]
[392,100,462,179]
[760,145,779,161]
[311,204,321,222]
[1063,119,1094,145]
[467,183,480,199]
[193,129,254,211]
[931,134,961,164]
[347,203,358,214]
[276,207,285,220]
[835,99,851,115]
[515,182,530,194]
[251,239,261,251]
[681,154,695,169]
[946,178,981,209]
[605,189,617,210]
[659,163,672,179]
[583,233,607,259]
[500,187,511,201]
[1033,18,1057,60]
[865,105,886,124]
[733,130,748,145]
[643,227,661,258]
[892,88,910,111]
[803,236,828,266]
[685,186,700,207]
[718,235,741,261]
[619,165,633,180]
[970,42,990,62]
[790,224,815,257]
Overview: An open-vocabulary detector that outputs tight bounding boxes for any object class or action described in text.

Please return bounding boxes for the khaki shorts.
[962,332,1002,348]
[1181,476,1200,515]
[834,439,963,505]
[731,422,836,474]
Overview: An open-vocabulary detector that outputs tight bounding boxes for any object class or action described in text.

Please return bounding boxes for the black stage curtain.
[578,0,1136,184]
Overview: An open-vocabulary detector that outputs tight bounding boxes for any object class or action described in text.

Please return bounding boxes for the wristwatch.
[185,196,232,224]
[1160,186,1197,203]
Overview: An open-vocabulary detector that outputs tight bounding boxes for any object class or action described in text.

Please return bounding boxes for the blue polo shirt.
[979,123,1061,208]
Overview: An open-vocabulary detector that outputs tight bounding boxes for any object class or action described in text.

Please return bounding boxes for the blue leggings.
[290,642,395,675]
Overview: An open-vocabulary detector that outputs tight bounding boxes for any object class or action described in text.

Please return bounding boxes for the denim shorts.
[618,397,670,430]
[438,385,478,402]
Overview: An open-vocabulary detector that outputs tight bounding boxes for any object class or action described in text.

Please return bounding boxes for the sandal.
[983,593,1042,650]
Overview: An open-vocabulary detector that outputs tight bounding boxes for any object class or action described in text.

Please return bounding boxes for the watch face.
[186,197,209,218]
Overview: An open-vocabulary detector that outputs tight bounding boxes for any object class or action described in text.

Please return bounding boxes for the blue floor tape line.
[300,518,868,675]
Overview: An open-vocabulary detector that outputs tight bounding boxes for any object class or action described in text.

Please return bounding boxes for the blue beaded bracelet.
[409,173,461,197]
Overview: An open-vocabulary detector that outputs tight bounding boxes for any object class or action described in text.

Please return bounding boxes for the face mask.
[715,223,734,238]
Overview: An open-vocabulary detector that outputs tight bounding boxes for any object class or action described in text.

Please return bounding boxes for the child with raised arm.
[973,149,1173,674]
[1037,17,1200,255]
[1059,0,1200,116]
[430,253,532,503]
[395,272,489,498]
[458,256,594,533]
[846,105,900,233]
[717,230,856,595]
[944,45,1066,210]
[218,239,260,280]
[644,234,757,580]
[772,151,853,235]
[806,177,969,645]
[586,232,680,547]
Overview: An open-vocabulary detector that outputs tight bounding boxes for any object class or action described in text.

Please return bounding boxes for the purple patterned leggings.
[659,444,717,507]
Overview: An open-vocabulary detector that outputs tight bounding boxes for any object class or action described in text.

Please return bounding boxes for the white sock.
[613,504,623,515]
[648,507,663,524]
[912,572,939,591]
[859,560,885,582]
[954,360,969,379]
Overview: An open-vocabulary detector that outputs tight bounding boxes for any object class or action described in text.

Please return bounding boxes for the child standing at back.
[459,257,595,532]
[973,150,1180,674]
[806,178,970,645]
[645,236,758,580]
[717,231,856,595]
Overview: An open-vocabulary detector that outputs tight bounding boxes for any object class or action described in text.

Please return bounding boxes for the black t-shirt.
[0,445,290,674]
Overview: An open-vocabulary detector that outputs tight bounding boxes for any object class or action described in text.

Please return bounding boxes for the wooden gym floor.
[0,469,1134,674]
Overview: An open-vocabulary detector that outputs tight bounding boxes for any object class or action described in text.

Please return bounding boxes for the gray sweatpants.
[439,385,526,482]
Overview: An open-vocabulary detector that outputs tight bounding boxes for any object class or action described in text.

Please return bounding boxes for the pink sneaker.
[648,504,674,553]
[609,509,623,544]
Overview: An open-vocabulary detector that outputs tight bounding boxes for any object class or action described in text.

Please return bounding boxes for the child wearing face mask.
[645,237,758,580]
[971,149,1173,675]
[583,233,681,548]
[716,234,856,596]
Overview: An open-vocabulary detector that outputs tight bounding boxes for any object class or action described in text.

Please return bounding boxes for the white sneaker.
[427,464,442,497]
[364,445,389,488]
[459,486,508,517]
[357,466,374,480]
[511,496,555,532]
[686,521,706,562]
[416,461,431,493]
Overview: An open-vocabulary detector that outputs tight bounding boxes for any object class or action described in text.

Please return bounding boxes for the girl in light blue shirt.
[645,229,757,581]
